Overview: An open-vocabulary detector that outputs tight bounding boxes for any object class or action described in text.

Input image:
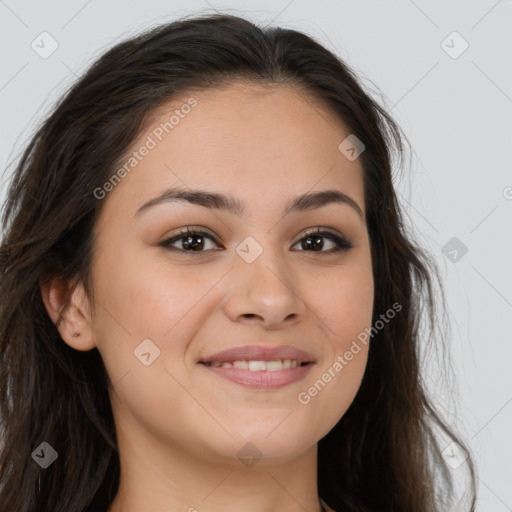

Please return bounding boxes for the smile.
[199,360,314,389]
[202,359,307,370]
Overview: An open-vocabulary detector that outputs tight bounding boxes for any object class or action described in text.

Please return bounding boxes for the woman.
[0,12,476,512]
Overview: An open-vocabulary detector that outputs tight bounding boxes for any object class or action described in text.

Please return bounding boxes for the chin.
[201,428,317,467]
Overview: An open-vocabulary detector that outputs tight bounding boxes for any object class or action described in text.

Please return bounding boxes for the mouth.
[200,359,312,370]
[197,345,316,390]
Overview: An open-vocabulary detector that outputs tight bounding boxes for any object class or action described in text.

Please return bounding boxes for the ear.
[40,274,96,351]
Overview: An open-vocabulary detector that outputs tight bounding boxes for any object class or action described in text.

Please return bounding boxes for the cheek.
[306,258,374,349]
[296,258,373,431]
[90,245,227,384]
[90,252,219,443]
[91,243,206,336]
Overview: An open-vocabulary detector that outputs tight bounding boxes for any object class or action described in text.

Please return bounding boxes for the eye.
[292,228,353,253]
[159,226,353,254]
[159,227,220,253]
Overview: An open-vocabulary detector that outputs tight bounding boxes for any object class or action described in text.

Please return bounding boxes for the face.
[83,82,374,466]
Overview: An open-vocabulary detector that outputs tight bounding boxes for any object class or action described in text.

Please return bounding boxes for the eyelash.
[159,226,353,254]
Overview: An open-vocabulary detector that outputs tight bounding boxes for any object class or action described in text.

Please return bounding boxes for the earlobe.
[39,275,96,351]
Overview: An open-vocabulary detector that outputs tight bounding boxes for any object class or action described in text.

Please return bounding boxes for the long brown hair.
[0,12,476,512]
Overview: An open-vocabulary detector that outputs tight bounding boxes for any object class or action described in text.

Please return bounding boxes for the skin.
[41,82,374,512]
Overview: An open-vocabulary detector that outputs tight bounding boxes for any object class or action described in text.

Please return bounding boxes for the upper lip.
[199,345,316,364]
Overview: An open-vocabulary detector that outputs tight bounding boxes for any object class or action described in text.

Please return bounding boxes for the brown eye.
[160,229,220,252]
[292,229,352,253]
[159,227,352,255]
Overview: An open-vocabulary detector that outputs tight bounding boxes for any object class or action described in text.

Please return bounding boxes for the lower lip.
[199,363,314,389]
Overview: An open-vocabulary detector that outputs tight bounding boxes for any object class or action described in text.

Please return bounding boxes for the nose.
[222,245,306,329]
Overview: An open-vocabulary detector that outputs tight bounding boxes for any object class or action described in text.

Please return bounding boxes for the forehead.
[100,81,365,219]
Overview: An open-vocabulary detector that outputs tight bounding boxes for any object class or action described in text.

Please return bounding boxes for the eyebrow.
[134,187,364,220]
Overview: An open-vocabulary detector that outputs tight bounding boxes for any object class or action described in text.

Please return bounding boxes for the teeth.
[207,359,304,371]
[265,360,284,371]
[248,360,267,371]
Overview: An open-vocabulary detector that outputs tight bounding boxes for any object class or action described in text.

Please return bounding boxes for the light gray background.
[1,1,511,509]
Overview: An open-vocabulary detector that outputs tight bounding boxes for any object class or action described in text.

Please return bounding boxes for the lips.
[198,345,316,389]
[198,345,316,365]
